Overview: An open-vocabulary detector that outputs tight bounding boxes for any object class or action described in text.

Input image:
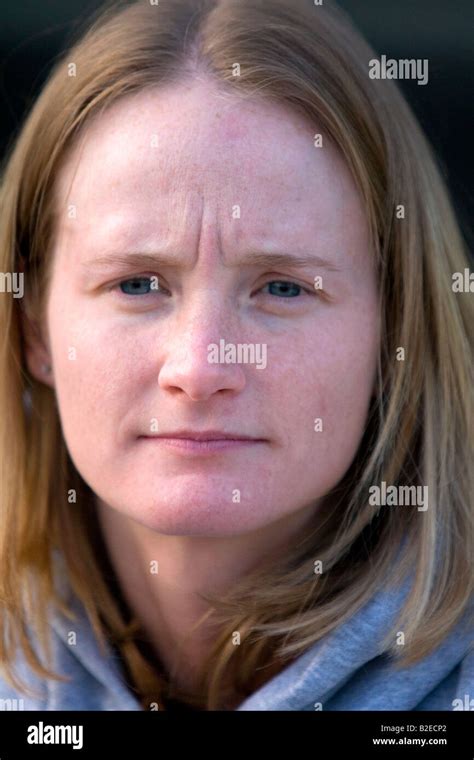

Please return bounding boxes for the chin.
[119,496,265,537]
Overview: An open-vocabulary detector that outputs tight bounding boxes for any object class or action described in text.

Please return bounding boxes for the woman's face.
[30,80,380,537]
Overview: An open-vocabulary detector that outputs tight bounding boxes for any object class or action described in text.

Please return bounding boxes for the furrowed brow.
[80,250,343,272]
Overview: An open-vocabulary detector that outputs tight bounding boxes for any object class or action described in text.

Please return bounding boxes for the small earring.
[42,363,51,374]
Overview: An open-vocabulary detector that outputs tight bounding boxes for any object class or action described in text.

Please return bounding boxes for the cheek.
[47,303,142,458]
[275,316,378,469]
[311,329,378,466]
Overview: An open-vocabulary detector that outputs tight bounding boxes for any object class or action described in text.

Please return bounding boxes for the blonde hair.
[0,0,472,710]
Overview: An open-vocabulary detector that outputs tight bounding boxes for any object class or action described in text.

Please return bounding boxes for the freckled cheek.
[50,315,143,422]
[318,350,376,440]
[291,330,375,434]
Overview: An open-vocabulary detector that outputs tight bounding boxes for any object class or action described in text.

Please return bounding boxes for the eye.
[113,276,317,301]
[118,276,162,296]
[259,280,312,298]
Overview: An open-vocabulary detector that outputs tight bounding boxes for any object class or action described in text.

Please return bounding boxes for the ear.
[18,259,55,389]
[20,309,55,389]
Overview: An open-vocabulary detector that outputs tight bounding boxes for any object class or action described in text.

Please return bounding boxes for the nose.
[157,294,247,402]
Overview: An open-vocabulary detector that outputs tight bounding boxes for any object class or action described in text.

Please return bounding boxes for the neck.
[95,496,317,699]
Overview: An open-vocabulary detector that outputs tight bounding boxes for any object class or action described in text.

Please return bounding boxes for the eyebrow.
[80,250,344,273]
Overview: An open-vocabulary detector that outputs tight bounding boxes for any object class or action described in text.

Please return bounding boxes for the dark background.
[0,0,472,245]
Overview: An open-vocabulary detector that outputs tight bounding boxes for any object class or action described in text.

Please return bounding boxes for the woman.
[0,0,472,711]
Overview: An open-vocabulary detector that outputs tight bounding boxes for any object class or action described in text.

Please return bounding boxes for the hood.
[2,552,473,711]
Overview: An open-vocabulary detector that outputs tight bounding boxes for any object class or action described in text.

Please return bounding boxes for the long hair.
[0,0,472,710]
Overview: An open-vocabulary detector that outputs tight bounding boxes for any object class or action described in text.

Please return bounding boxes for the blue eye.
[262,281,303,297]
[115,277,313,301]
[119,277,156,295]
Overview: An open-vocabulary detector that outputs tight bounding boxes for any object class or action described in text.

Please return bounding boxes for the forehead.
[52,80,367,255]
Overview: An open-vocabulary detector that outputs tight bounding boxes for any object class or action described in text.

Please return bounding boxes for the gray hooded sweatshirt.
[0,556,472,711]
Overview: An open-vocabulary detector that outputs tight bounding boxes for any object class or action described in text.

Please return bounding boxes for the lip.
[144,430,264,441]
[138,430,268,456]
